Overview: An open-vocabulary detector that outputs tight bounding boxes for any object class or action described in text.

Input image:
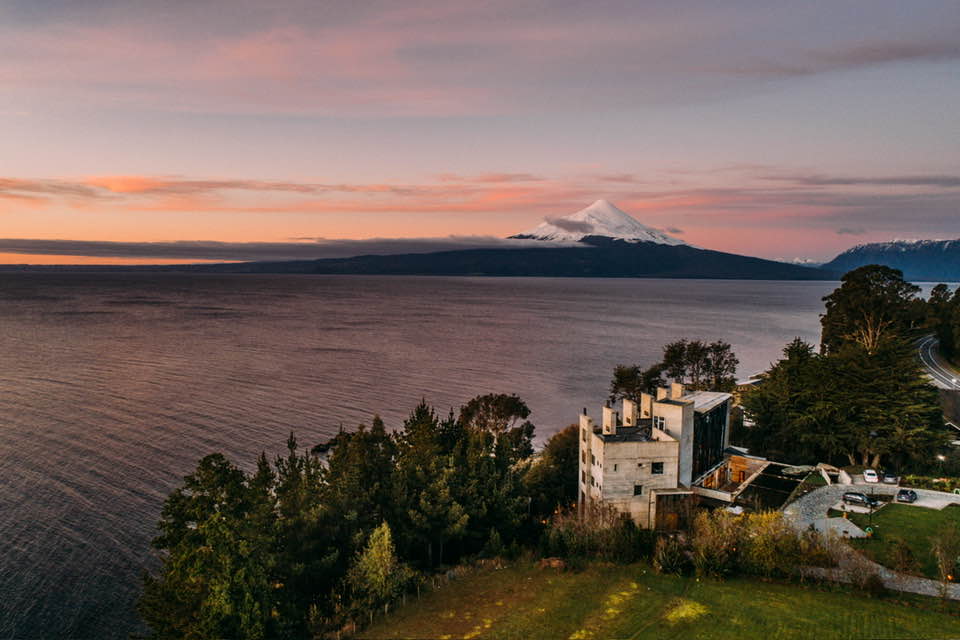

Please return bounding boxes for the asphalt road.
[917,334,960,390]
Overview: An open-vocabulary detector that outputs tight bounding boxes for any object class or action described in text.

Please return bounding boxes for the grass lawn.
[845,503,960,579]
[360,563,960,640]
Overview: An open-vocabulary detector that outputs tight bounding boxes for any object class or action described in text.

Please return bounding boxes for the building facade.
[578,383,732,529]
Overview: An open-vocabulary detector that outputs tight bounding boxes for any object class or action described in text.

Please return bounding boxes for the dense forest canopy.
[742,265,953,469]
[609,338,740,404]
[139,394,579,639]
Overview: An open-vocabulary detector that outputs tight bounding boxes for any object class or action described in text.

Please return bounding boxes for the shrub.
[691,510,739,579]
[799,528,837,569]
[931,524,960,585]
[684,509,832,580]
[739,512,803,578]
[861,572,888,598]
[653,535,689,575]
[888,536,918,574]
[482,528,505,558]
[540,504,654,564]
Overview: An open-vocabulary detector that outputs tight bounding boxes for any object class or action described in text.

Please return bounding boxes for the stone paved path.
[785,483,960,600]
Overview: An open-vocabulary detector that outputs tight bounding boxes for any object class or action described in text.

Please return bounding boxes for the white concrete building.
[578,383,732,529]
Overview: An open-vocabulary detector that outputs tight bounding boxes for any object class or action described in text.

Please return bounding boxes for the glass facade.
[692,401,728,478]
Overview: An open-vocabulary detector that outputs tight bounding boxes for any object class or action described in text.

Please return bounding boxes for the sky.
[1,0,958,264]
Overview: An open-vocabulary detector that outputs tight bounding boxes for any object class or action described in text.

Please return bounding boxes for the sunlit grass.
[847,503,960,578]
[360,562,960,639]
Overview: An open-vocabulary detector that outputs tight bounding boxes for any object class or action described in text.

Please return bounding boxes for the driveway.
[784,483,960,529]
[786,483,960,599]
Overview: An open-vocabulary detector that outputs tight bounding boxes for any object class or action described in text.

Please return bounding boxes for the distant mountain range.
[201,235,831,279]
[1,200,839,280]
[823,239,960,282]
[186,201,832,279]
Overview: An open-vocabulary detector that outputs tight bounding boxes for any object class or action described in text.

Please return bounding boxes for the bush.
[888,536,918,574]
[901,474,960,492]
[685,510,832,580]
[482,528,505,558]
[653,535,689,575]
[931,524,960,585]
[691,510,739,579]
[738,512,803,578]
[540,504,655,564]
[861,572,888,598]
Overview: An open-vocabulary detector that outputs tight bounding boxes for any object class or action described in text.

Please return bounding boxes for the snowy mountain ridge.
[510,200,686,245]
[823,238,960,281]
[843,238,958,253]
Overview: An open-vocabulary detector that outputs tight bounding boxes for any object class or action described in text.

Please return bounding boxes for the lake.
[0,274,836,638]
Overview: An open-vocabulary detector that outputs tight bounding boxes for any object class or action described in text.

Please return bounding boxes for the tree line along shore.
[139,265,960,639]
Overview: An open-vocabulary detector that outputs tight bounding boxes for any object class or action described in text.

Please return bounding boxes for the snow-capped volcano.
[511,200,685,245]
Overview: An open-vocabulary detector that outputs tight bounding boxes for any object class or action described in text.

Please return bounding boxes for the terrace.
[692,454,806,511]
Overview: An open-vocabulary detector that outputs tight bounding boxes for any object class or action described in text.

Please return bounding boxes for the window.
[581,471,586,483]
[582,428,587,441]
[591,454,596,465]
[582,452,586,464]
[654,416,665,429]
[633,484,643,496]
[613,463,618,472]
[652,462,664,475]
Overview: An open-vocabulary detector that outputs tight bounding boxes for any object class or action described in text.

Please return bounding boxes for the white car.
[862,469,879,483]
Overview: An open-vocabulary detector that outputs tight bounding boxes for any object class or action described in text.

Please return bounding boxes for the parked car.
[843,492,881,508]
[862,468,879,483]
[882,471,898,484]
[896,489,918,504]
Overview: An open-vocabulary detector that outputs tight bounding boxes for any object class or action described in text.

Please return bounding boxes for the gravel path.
[785,483,960,599]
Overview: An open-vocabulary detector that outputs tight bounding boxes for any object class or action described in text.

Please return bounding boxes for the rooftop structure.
[578,382,733,529]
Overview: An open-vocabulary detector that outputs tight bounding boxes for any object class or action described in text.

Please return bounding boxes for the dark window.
[591,454,595,465]
[652,462,664,475]
[581,471,586,483]
[693,401,729,478]
[613,464,618,472]
[582,428,587,441]
[633,484,643,496]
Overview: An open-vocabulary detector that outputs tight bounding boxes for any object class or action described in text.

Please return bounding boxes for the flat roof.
[682,390,731,413]
[593,419,669,443]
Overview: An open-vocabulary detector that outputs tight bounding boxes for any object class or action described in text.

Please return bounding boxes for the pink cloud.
[2,167,958,263]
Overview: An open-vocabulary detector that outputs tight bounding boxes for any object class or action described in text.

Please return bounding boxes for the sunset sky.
[1,1,958,263]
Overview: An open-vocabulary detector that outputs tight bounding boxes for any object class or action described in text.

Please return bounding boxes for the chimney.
[622,398,638,426]
[579,412,593,431]
[640,392,652,418]
[656,387,668,401]
[602,405,616,435]
[670,382,685,400]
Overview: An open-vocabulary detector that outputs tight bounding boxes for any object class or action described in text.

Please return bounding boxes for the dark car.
[882,471,899,484]
[896,489,918,504]
[842,492,880,508]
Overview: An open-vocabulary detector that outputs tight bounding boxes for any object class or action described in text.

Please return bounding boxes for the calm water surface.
[0,274,836,638]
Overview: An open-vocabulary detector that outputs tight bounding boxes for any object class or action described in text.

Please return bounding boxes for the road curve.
[917,334,960,390]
